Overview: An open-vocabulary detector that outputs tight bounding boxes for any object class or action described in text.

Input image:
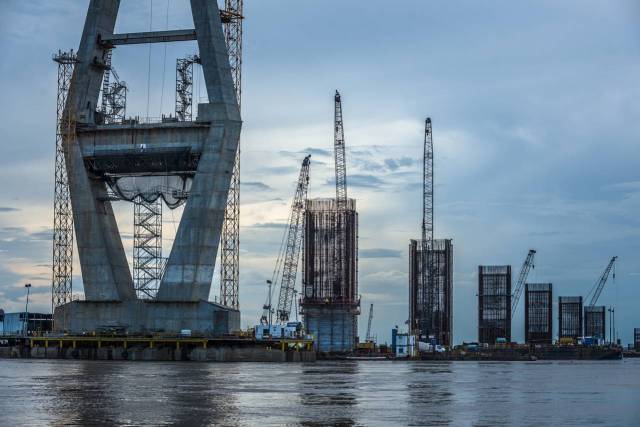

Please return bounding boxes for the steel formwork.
[634,328,640,350]
[301,198,359,352]
[584,306,606,341]
[478,265,511,344]
[409,239,453,346]
[302,198,358,304]
[525,283,552,344]
[558,296,583,340]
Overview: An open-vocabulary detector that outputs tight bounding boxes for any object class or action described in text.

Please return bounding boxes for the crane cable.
[145,0,153,120]
[158,0,170,118]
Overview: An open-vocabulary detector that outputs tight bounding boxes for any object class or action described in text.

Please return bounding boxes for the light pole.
[23,283,31,337]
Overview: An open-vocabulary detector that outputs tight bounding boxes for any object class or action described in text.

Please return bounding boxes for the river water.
[1,359,639,426]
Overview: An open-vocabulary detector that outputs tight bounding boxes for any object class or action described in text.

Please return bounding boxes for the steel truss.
[133,197,163,299]
[220,0,243,310]
[51,50,78,314]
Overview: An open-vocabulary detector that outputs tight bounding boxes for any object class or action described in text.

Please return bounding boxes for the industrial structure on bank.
[300,91,360,353]
[409,118,454,347]
[50,0,243,335]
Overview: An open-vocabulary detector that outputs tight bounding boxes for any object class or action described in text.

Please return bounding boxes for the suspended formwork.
[409,239,453,346]
[301,198,359,352]
[558,296,583,340]
[525,283,552,344]
[584,306,606,341]
[478,265,511,344]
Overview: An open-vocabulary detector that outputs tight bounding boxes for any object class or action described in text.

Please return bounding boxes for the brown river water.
[1,359,639,426]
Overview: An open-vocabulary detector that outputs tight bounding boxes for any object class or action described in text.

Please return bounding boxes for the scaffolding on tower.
[100,49,127,124]
[133,197,163,299]
[51,49,79,318]
[220,0,243,310]
[175,55,200,121]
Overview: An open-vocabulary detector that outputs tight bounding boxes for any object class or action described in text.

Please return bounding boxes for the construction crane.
[333,91,348,299]
[511,249,536,318]
[365,303,374,342]
[260,155,311,325]
[586,256,617,307]
[421,118,434,335]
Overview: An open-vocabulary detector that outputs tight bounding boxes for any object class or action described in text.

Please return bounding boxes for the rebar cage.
[478,265,511,344]
[409,239,453,346]
[525,283,552,344]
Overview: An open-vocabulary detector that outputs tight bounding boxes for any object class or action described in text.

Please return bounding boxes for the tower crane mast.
[334,91,348,299]
[334,91,348,209]
[421,118,434,334]
[511,249,536,317]
[587,256,617,307]
[260,156,311,324]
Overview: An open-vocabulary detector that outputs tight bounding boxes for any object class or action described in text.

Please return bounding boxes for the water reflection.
[406,362,454,425]
[298,361,359,425]
[1,359,638,425]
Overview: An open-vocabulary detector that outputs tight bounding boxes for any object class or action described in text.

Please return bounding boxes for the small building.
[478,265,511,344]
[584,306,606,342]
[525,283,553,344]
[392,328,416,358]
[634,328,640,351]
[1,312,53,336]
[558,296,583,341]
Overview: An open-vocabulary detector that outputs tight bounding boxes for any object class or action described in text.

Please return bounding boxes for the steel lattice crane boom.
[511,249,536,317]
[422,118,433,245]
[366,303,374,342]
[334,91,348,209]
[587,256,617,307]
[421,118,434,334]
[260,156,311,325]
[333,91,348,299]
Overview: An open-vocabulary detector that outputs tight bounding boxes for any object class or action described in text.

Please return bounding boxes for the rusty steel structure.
[525,283,552,344]
[478,265,512,344]
[409,239,453,346]
[584,306,606,341]
[51,49,79,315]
[558,296,583,340]
[301,198,359,352]
[302,198,358,305]
[219,0,243,310]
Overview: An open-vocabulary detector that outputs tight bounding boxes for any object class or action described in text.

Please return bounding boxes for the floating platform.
[0,335,316,362]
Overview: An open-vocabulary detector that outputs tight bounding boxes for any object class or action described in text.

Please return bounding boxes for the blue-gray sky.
[0,1,638,344]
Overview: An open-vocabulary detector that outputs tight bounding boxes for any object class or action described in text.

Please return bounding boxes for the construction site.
[0,0,635,363]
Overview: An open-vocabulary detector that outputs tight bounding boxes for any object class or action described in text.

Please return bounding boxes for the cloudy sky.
[0,0,638,344]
